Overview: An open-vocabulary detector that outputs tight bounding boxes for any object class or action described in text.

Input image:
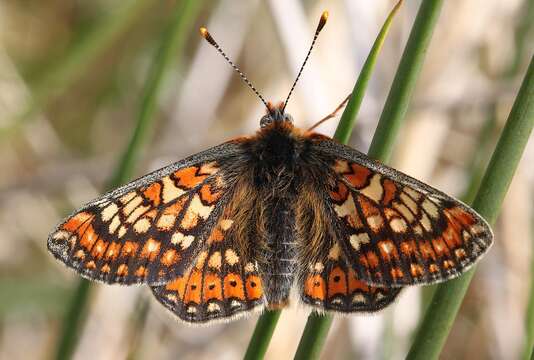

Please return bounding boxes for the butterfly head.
[260,102,294,128]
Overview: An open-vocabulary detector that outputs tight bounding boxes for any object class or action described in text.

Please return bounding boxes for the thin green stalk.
[53,2,202,359]
[461,105,498,204]
[333,0,403,143]
[293,2,413,359]
[54,280,92,360]
[125,295,151,360]
[294,313,333,360]
[368,0,443,162]
[1,0,158,139]
[407,55,534,360]
[524,212,534,360]
[244,310,282,360]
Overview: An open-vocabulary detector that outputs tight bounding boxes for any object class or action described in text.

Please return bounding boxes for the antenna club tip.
[318,11,329,32]
[199,26,217,46]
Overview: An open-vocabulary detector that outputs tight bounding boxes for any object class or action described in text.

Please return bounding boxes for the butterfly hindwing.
[295,178,400,312]
[151,201,266,323]
[311,138,493,287]
[48,142,242,285]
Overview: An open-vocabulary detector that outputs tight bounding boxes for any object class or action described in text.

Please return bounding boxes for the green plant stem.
[54,280,92,360]
[293,2,414,359]
[52,2,202,359]
[525,213,534,360]
[333,0,403,144]
[407,55,534,360]
[2,0,157,138]
[294,313,333,360]
[244,310,282,360]
[368,0,443,162]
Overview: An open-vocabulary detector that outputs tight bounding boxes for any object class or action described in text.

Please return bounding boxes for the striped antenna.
[282,11,329,113]
[200,27,269,109]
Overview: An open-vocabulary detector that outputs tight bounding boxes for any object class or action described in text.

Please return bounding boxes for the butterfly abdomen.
[259,198,297,308]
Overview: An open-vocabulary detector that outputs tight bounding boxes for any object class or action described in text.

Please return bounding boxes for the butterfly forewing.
[311,138,493,288]
[48,142,242,285]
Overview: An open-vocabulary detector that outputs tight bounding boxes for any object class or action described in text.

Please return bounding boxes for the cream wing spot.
[367,215,384,232]
[375,292,386,301]
[133,218,151,234]
[161,176,185,204]
[360,174,383,203]
[225,249,239,265]
[109,215,121,233]
[171,231,195,249]
[220,219,234,231]
[400,192,418,214]
[404,187,422,200]
[120,192,136,204]
[462,230,472,241]
[101,203,119,222]
[126,205,149,223]
[471,224,486,235]
[350,233,370,251]
[390,217,408,233]
[189,195,213,219]
[422,199,440,219]
[195,251,208,269]
[208,251,222,270]
[199,162,219,175]
[393,202,415,222]
[420,212,432,232]
[334,193,363,229]
[181,195,214,230]
[156,214,176,231]
[123,196,143,216]
[118,225,127,238]
[334,194,356,217]
[313,262,325,272]
[327,243,341,260]
[207,303,221,312]
[332,159,350,173]
[379,241,394,255]
[146,238,159,253]
[244,262,256,273]
[52,230,70,241]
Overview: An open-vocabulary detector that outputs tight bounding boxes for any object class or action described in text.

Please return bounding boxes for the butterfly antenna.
[282,11,329,113]
[200,27,269,109]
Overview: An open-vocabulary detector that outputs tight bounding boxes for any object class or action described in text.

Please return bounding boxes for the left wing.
[48,142,241,285]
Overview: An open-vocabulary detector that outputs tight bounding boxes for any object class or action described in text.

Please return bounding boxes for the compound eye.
[260,115,273,128]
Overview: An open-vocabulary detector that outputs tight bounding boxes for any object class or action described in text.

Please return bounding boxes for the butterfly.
[48,11,493,324]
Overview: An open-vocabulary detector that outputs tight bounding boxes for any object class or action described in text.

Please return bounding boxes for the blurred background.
[0,0,533,359]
